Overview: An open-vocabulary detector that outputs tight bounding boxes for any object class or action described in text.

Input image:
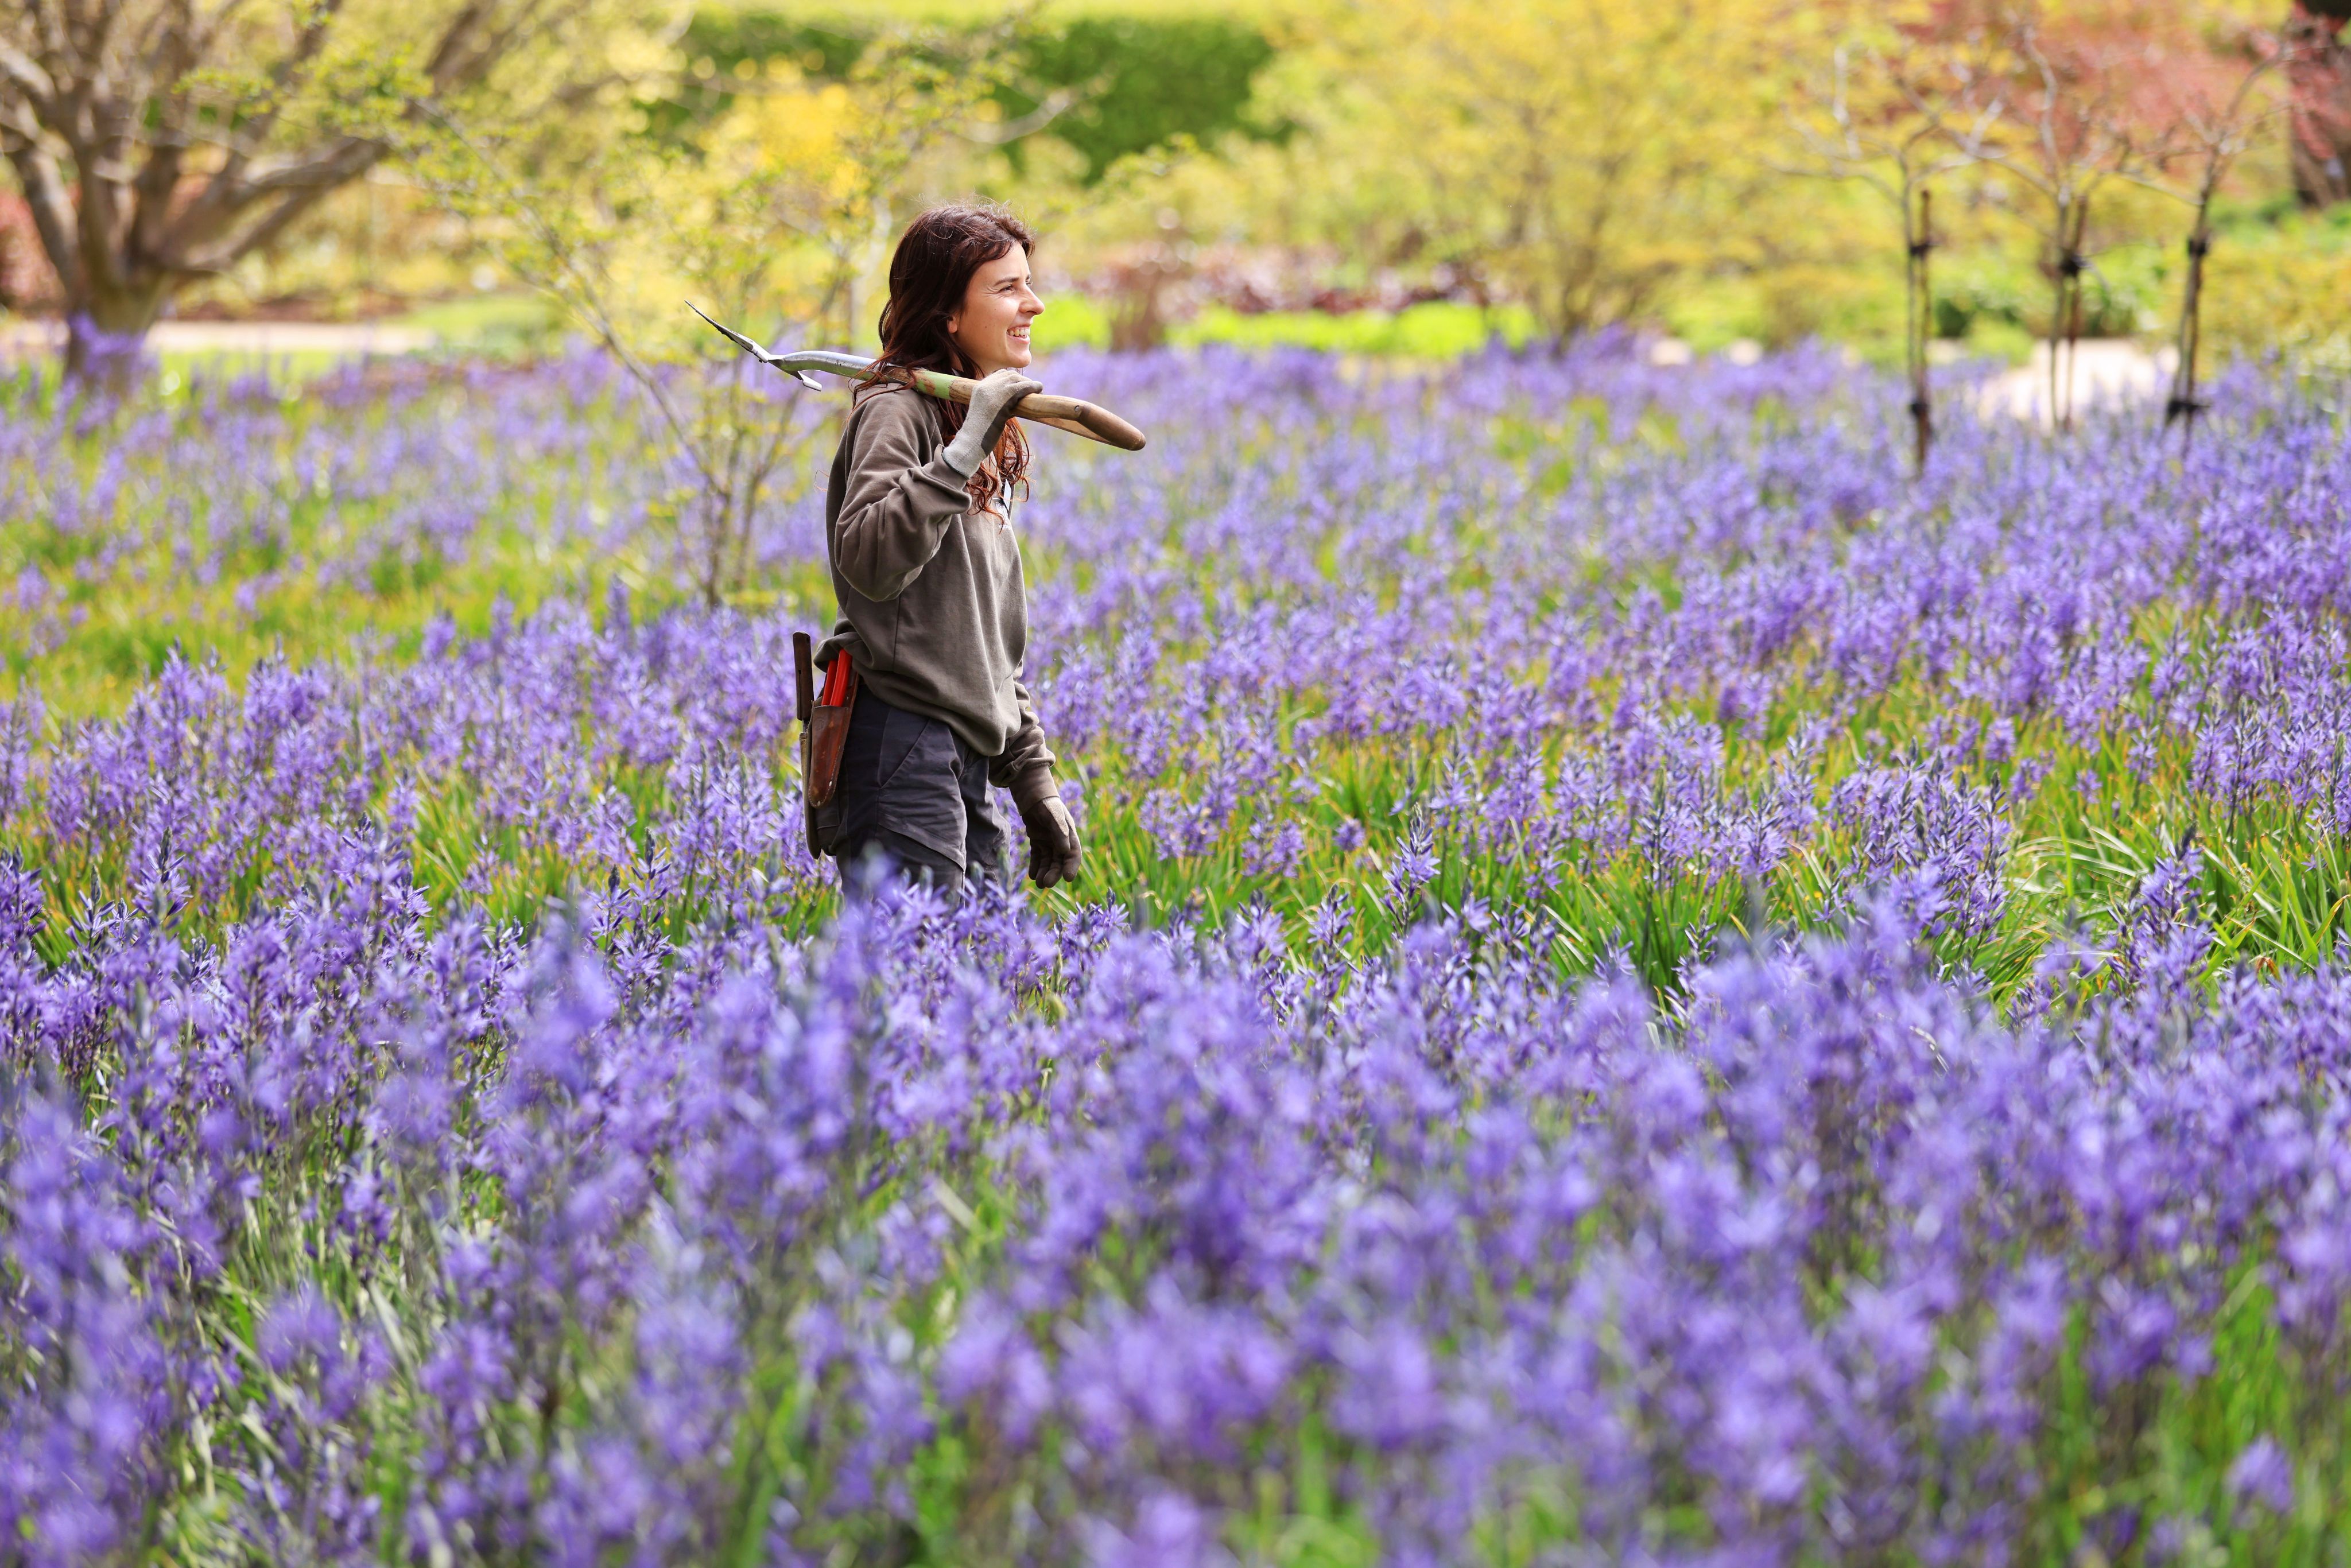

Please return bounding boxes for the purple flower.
[2227,1435,2294,1515]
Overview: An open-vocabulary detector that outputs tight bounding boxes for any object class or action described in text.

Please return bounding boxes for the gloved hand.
[1012,772,1083,890]
[942,367,1044,478]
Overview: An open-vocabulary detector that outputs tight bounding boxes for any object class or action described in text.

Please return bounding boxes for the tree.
[1271,0,1808,344]
[414,20,1033,605]
[0,0,671,377]
[1954,2,2183,432]
[1787,32,2001,470]
[2285,0,2351,205]
[2148,16,2292,441]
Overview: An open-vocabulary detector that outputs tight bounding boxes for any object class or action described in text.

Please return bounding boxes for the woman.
[813,204,1083,896]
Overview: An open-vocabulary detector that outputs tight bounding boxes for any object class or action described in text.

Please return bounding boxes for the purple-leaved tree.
[2286,0,2351,205]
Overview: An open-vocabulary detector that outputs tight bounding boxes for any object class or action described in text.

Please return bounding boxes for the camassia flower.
[0,851,2346,1558]
[0,344,2348,1558]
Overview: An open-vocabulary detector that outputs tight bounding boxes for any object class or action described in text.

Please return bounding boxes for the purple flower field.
[4,344,2351,1562]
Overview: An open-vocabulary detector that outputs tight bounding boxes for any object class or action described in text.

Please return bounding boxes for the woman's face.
[946,247,1043,377]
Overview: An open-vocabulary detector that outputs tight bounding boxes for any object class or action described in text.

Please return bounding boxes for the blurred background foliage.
[2,0,2348,371]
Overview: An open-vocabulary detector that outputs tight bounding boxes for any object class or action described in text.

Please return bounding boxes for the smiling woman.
[948,243,1043,377]
[807,204,1084,899]
[870,204,1045,515]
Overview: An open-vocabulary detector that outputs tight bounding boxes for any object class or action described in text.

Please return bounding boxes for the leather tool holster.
[796,634,857,857]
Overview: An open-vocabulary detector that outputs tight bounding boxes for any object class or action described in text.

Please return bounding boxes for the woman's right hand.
[943,368,1043,476]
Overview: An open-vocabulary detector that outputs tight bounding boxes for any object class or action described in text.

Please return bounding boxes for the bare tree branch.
[962,82,1087,146]
[0,111,83,283]
[0,37,61,117]
[176,139,386,270]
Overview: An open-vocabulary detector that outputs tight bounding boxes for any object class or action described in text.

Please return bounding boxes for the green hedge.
[996,15,1278,181]
[672,9,1278,181]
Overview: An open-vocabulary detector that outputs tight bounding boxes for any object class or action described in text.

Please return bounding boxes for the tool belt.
[793,632,858,857]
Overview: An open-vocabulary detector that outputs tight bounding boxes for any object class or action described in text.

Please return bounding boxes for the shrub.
[1931,244,2166,340]
[2198,220,2351,371]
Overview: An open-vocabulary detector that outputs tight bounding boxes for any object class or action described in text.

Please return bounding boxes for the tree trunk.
[2288,3,2351,208]
[1905,188,1935,476]
[63,278,172,390]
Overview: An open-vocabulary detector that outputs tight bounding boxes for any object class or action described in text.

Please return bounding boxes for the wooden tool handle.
[792,631,814,725]
[1015,392,1150,452]
[904,368,1148,452]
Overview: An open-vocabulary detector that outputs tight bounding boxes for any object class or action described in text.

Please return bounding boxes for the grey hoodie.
[814,385,1056,801]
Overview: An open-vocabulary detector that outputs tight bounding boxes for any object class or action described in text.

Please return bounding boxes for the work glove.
[942,368,1043,477]
[1012,771,1083,890]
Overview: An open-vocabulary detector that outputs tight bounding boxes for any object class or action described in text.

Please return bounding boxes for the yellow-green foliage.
[1248,0,1831,337]
[419,51,980,359]
[2200,218,2351,371]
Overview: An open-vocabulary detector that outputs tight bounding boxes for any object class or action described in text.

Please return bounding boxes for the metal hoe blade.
[685,301,825,390]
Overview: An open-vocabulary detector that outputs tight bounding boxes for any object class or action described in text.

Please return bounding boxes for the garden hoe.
[686,302,1148,452]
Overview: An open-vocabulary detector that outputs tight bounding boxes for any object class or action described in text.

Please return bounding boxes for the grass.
[0,482,647,725]
[391,292,565,344]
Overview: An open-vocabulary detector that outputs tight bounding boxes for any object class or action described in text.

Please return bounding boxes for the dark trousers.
[831,690,1009,899]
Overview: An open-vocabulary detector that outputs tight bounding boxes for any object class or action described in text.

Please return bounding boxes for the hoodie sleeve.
[990,673,1058,798]
[831,390,977,603]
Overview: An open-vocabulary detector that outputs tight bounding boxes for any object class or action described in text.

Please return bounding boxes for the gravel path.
[0,319,437,357]
[1977,339,2177,424]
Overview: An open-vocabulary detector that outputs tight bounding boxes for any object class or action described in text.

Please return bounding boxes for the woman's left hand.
[944,368,1043,477]
[1018,791,1083,889]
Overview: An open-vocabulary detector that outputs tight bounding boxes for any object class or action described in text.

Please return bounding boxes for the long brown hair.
[867,204,1037,513]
